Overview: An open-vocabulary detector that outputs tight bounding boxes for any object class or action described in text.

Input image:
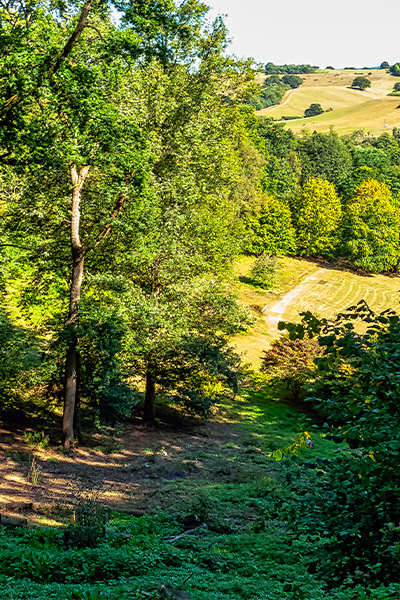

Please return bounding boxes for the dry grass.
[257,69,400,135]
[232,256,400,368]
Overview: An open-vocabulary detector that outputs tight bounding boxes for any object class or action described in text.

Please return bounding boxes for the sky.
[205,0,400,69]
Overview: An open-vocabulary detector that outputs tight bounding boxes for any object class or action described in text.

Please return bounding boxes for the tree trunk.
[144,371,156,425]
[62,164,90,449]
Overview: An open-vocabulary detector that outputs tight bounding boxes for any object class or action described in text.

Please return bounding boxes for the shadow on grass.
[239,275,272,290]
[219,383,341,459]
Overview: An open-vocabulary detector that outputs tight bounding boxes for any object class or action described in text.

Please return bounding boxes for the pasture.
[257,68,400,135]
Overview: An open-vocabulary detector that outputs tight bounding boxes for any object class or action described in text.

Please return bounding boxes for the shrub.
[304,103,324,118]
[260,335,321,401]
[249,254,279,289]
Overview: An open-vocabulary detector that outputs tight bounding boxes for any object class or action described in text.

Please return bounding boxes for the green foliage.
[351,76,371,90]
[245,196,296,256]
[281,74,303,88]
[342,179,400,272]
[278,302,400,587]
[75,314,138,424]
[393,81,400,92]
[264,62,318,74]
[248,253,279,288]
[304,103,324,117]
[292,177,342,256]
[260,336,321,401]
[380,61,390,69]
[298,130,353,187]
[390,62,400,77]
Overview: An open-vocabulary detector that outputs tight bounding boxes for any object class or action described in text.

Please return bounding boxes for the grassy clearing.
[232,256,400,367]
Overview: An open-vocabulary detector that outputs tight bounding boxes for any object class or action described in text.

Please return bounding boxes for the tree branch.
[84,24,105,41]
[92,193,126,249]
[1,0,93,115]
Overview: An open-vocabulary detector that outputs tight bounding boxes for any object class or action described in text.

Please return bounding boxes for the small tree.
[352,76,371,91]
[249,254,279,289]
[393,82,400,92]
[380,61,390,69]
[304,103,324,117]
[342,179,400,272]
[260,336,321,401]
[390,63,400,77]
[292,177,342,256]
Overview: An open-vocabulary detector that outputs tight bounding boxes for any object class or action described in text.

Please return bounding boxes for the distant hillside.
[256,69,400,135]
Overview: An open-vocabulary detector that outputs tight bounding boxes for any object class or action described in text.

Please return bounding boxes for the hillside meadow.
[257,68,400,135]
[232,256,400,368]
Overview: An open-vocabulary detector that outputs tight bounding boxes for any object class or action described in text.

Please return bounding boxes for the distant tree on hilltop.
[390,63,400,77]
[351,76,371,90]
[380,61,390,69]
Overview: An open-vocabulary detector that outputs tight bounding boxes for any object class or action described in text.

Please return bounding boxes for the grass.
[232,256,400,367]
[257,69,400,135]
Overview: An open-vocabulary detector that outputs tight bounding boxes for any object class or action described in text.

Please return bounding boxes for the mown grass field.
[233,256,400,367]
[256,68,400,135]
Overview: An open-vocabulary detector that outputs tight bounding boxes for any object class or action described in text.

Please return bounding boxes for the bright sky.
[206,0,400,69]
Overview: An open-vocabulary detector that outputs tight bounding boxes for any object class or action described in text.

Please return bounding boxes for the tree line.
[246,121,400,273]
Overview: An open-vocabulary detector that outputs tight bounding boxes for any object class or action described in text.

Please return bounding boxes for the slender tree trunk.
[144,371,156,425]
[62,164,90,449]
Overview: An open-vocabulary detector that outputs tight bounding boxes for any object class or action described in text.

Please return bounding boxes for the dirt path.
[264,268,327,334]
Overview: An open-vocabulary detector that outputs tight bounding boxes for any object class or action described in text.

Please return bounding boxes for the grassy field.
[233,256,400,368]
[256,68,400,135]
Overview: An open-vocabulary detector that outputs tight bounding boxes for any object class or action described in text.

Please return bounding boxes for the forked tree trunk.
[62,164,90,449]
[144,371,156,425]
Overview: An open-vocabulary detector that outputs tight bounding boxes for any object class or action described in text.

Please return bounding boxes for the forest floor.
[0,384,336,529]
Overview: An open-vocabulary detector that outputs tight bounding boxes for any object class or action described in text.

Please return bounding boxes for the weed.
[23,431,49,449]
[63,480,110,549]
[27,457,42,485]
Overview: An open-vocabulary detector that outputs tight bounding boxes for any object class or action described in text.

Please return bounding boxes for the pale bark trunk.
[62,164,90,449]
[144,371,156,425]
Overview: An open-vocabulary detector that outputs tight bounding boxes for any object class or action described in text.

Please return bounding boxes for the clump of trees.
[0,0,256,445]
[264,62,318,74]
[304,103,324,117]
[245,118,400,273]
[244,73,305,110]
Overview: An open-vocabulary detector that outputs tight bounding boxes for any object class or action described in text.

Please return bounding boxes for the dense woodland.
[1,1,400,599]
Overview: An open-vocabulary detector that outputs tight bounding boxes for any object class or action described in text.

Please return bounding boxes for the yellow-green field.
[256,69,400,135]
[233,256,400,368]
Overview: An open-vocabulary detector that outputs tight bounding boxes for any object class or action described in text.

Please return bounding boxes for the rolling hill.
[256,68,400,135]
